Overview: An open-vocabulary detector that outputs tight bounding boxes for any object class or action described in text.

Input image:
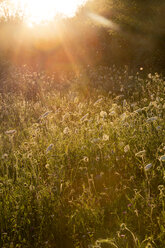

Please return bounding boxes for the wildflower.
[2,153,8,159]
[46,144,53,153]
[5,129,17,135]
[135,150,146,157]
[39,111,52,119]
[124,145,130,153]
[80,113,89,122]
[160,155,165,162]
[155,72,160,78]
[45,164,50,169]
[144,163,152,171]
[147,116,158,122]
[158,185,164,192]
[148,73,152,79]
[83,156,89,162]
[102,134,109,141]
[100,111,107,118]
[63,127,70,134]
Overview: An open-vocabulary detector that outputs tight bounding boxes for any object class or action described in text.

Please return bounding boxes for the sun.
[9,0,87,25]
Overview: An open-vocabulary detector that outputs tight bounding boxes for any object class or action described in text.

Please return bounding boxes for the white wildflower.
[2,153,8,159]
[45,164,50,169]
[83,156,89,162]
[102,134,109,141]
[100,111,107,118]
[63,127,70,134]
[148,73,152,79]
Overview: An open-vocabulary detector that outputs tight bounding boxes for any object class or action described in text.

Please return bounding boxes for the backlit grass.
[0,66,165,248]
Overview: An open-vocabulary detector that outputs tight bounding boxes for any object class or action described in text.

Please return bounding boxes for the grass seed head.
[144,163,152,171]
[5,129,17,135]
[46,144,54,153]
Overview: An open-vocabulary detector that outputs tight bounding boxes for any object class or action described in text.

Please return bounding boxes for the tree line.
[0,0,164,73]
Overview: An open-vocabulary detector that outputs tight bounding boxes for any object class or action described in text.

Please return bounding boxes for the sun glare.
[8,0,87,25]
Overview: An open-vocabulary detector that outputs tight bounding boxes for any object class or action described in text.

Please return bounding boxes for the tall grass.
[0,66,165,247]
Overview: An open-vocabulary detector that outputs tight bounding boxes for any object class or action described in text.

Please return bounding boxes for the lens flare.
[1,0,87,25]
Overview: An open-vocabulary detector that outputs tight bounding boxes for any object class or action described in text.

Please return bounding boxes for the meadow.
[0,65,165,248]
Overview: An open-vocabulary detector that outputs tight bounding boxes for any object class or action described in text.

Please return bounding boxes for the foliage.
[78,0,165,70]
[0,1,165,72]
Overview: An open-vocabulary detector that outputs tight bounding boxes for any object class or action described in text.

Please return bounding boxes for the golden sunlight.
[9,0,87,25]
